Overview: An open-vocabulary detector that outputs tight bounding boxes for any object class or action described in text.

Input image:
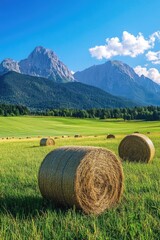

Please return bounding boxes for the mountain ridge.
[0,46,74,83]
[74,60,160,106]
[0,71,137,110]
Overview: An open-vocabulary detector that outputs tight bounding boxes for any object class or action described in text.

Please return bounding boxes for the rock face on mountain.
[0,46,74,83]
[74,61,160,106]
[0,58,20,74]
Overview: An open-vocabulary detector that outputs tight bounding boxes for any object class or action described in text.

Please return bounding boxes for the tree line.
[0,104,29,116]
[0,103,160,121]
[36,106,160,121]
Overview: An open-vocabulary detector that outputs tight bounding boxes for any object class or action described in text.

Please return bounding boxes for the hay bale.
[118,133,155,163]
[107,134,115,139]
[74,134,82,138]
[40,138,55,146]
[38,146,124,215]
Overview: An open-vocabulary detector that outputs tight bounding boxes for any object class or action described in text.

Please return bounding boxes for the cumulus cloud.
[89,31,160,60]
[134,65,160,84]
[146,50,160,64]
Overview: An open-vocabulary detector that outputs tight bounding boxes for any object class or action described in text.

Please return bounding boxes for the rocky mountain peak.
[0,58,20,74]
[74,60,160,105]
[108,60,137,79]
[28,46,58,61]
[0,46,74,82]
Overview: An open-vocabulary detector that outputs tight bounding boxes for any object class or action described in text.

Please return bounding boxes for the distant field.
[0,117,160,239]
[0,116,160,138]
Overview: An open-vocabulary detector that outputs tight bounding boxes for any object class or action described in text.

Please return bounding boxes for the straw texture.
[118,133,155,163]
[38,146,124,215]
[40,138,55,146]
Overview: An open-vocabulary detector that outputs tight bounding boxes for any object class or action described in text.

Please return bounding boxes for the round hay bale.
[107,134,115,139]
[74,134,82,138]
[38,146,124,215]
[40,138,55,146]
[118,133,155,163]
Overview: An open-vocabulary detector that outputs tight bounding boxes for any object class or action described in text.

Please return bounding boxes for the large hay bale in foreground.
[38,146,124,215]
[118,134,155,163]
[40,138,55,146]
[107,134,115,139]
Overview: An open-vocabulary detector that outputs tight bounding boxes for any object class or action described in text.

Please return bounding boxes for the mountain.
[74,61,160,106]
[0,58,20,74]
[0,71,137,110]
[0,46,74,83]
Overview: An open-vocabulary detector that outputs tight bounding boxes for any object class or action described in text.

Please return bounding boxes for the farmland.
[0,117,160,239]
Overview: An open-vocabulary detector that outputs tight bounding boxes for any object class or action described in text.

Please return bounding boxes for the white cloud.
[146,50,160,64]
[134,65,160,84]
[149,31,160,45]
[89,31,160,60]
[71,70,75,74]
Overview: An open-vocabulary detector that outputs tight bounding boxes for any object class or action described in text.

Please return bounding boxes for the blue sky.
[0,0,160,83]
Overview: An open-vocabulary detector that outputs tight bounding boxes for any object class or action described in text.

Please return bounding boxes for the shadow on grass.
[0,195,71,219]
[28,145,55,148]
[29,145,40,148]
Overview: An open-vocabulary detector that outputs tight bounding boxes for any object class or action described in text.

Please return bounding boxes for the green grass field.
[0,117,160,240]
[0,116,160,137]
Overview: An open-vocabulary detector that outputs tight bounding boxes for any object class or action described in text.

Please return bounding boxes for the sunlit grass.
[0,116,160,137]
[0,118,160,239]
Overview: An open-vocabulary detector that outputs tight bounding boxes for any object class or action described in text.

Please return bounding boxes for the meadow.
[0,117,160,240]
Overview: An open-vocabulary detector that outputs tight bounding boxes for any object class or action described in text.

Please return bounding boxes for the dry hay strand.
[40,138,55,146]
[118,133,155,163]
[107,134,115,139]
[38,146,124,215]
[74,134,82,138]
